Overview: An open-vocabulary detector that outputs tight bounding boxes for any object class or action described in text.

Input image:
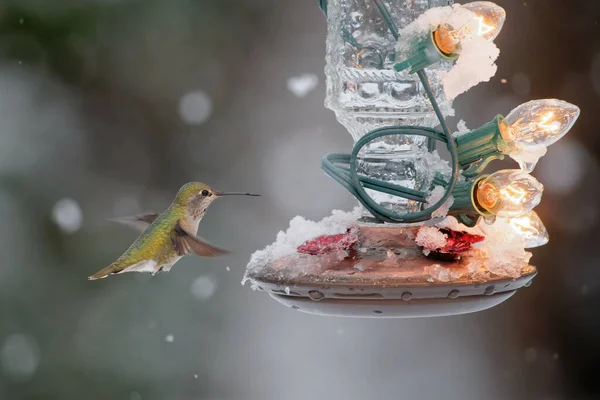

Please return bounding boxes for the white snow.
[453,119,470,138]
[440,35,499,99]
[426,185,454,219]
[191,275,217,301]
[422,150,453,181]
[287,74,319,98]
[52,198,83,233]
[473,218,532,278]
[415,225,447,251]
[1,334,39,382]
[178,90,213,125]
[424,263,463,282]
[165,334,174,343]
[245,208,361,271]
[396,5,500,99]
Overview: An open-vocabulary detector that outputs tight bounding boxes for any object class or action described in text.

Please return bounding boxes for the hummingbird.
[88,182,260,280]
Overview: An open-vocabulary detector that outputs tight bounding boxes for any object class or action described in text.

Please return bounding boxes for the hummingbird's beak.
[214,191,260,197]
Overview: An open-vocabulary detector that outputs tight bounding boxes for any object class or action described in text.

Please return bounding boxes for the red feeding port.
[439,228,485,254]
[297,230,358,255]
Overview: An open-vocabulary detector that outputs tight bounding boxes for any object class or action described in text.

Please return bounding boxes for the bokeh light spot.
[178,90,213,125]
[1,334,39,382]
[52,198,83,233]
[191,275,217,301]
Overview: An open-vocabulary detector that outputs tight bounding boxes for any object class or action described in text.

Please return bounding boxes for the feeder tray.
[244,226,536,318]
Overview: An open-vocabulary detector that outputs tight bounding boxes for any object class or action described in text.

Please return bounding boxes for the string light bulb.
[479,210,549,248]
[434,1,506,55]
[475,170,543,217]
[499,99,580,172]
[455,99,581,175]
[504,211,549,248]
[499,99,580,147]
[394,1,505,74]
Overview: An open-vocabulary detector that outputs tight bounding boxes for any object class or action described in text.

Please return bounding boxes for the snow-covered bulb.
[434,2,505,98]
[395,2,505,99]
[480,210,549,249]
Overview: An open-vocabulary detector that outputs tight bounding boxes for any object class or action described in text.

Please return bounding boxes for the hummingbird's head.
[174,182,260,216]
[174,182,219,210]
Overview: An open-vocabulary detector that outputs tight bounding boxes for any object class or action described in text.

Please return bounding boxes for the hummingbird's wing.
[109,212,159,232]
[172,221,230,257]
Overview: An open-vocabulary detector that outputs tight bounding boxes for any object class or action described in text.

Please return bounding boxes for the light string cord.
[321,0,461,223]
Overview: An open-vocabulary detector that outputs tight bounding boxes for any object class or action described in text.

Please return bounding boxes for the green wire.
[372,0,400,40]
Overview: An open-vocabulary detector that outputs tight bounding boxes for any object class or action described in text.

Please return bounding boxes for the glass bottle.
[324,0,453,218]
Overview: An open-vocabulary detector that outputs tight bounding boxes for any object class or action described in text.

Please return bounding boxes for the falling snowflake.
[287,74,319,97]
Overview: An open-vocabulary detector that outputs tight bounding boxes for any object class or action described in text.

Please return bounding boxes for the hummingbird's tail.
[88,263,121,280]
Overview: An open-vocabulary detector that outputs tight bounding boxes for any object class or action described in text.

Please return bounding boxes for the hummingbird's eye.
[201,190,209,197]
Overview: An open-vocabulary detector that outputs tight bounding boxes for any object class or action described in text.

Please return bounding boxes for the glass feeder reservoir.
[325,0,454,216]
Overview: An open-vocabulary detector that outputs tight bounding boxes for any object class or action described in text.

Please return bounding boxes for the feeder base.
[270,290,517,318]
[244,226,536,318]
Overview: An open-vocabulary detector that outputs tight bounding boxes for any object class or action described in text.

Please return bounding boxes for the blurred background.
[0,0,598,399]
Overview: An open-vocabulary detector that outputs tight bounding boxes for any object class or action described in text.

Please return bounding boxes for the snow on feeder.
[243,0,579,318]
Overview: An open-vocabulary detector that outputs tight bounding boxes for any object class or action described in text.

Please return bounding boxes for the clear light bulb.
[462,1,507,40]
[478,210,549,248]
[500,99,581,147]
[476,170,543,217]
[434,1,506,55]
[504,211,549,248]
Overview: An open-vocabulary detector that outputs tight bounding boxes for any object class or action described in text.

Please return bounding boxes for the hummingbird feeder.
[243,0,579,318]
